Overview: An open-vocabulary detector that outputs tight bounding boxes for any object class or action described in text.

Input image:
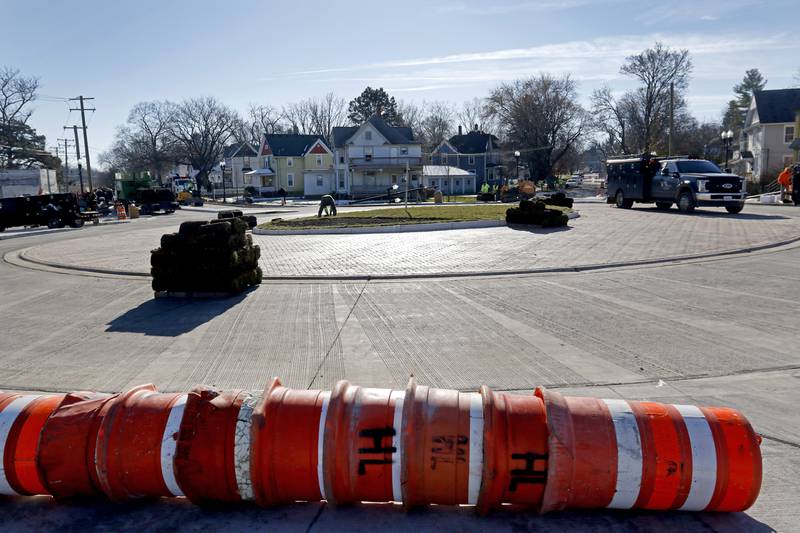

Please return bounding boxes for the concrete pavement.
[0,205,798,531]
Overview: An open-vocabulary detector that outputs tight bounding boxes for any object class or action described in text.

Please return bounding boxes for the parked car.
[0,193,85,231]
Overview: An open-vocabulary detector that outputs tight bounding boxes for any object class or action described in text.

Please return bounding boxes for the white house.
[331,114,422,198]
[221,142,258,190]
[422,165,475,195]
[735,88,800,181]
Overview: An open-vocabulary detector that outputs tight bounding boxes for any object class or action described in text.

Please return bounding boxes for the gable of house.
[223,142,257,159]
[263,134,325,157]
[331,114,417,148]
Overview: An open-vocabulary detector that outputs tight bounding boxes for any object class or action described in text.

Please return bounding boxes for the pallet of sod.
[151,218,262,297]
[506,199,568,227]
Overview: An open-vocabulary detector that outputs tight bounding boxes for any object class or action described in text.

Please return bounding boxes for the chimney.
[376,104,383,117]
[458,125,462,136]
[473,123,478,132]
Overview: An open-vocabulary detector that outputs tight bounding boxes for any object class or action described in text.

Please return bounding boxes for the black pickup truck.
[606,155,746,214]
[0,193,85,232]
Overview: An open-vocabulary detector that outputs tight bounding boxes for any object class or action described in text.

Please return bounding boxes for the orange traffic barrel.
[173,386,254,504]
[0,392,65,496]
[535,387,762,513]
[476,387,548,514]
[94,384,188,501]
[321,380,405,505]
[402,378,485,507]
[37,391,116,499]
[250,378,330,506]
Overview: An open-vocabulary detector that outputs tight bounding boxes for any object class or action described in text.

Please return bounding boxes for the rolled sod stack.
[506,199,569,227]
[151,217,262,296]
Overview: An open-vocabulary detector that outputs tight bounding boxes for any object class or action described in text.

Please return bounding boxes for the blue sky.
[3,0,798,167]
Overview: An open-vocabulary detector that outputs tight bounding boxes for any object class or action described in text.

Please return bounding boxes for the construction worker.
[480,182,490,194]
[778,166,792,202]
[318,194,337,217]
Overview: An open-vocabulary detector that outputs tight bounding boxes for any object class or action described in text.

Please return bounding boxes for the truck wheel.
[615,190,633,209]
[47,218,65,229]
[655,202,672,210]
[725,204,744,214]
[0,225,5,232]
[677,191,695,213]
[69,217,85,228]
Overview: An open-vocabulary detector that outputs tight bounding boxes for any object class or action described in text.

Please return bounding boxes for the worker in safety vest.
[318,194,337,217]
[480,182,490,194]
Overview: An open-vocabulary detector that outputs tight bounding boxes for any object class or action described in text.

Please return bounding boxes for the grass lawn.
[259,204,570,230]
[423,195,477,203]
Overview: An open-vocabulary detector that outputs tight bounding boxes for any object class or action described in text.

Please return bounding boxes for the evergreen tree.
[347,87,401,125]
[733,69,766,109]
[722,99,743,132]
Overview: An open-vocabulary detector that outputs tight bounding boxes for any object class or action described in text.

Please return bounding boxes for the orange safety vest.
[778,167,792,188]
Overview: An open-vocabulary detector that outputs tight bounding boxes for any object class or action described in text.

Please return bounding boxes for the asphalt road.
[0,204,798,531]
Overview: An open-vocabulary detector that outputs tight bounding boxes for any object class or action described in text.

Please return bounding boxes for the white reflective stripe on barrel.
[160,394,188,497]
[467,393,484,505]
[674,404,717,511]
[390,390,405,503]
[603,399,643,509]
[317,391,331,501]
[234,394,256,501]
[0,395,38,496]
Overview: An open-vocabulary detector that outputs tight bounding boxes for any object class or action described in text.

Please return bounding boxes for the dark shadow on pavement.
[507,224,573,234]
[0,498,777,532]
[105,290,253,337]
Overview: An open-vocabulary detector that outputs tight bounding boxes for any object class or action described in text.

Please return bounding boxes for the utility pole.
[57,138,71,175]
[70,96,95,189]
[668,82,674,157]
[65,125,84,193]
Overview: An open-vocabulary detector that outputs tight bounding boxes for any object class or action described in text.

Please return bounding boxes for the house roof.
[447,130,499,154]
[223,142,257,159]
[423,165,474,177]
[752,89,800,124]
[264,134,327,157]
[331,114,417,147]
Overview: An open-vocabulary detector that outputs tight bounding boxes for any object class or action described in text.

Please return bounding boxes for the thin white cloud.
[274,32,792,80]
[434,0,600,15]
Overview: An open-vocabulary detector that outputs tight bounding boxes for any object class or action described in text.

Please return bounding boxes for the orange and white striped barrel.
[476,387,548,514]
[402,378,485,507]
[322,381,405,505]
[173,386,252,504]
[536,387,762,513]
[94,384,188,501]
[37,391,116,498]
[0,392,65,496]
[250,378,329,506]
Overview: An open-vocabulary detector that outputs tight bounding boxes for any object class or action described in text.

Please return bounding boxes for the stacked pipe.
[151,218,262,296]
[0,379,761,514]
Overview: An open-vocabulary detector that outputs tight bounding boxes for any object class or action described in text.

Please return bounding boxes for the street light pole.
[514,150,521,182]
[220,161,227,203]
[721,129,734,171]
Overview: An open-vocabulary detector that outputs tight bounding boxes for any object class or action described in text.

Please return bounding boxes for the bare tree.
[232,104,285,146]
[307,92,348,145]
[455,97,489,133]
[619,42,692,152]
[282,101,313,135]
[486,74,587,181]
[419,101,454,150]
[397,100,425,138]
[0,66,44,169]
[590,87,635,154]
[169,97,238,188]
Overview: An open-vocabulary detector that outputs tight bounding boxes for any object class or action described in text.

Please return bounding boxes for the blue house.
[431,126,502,189]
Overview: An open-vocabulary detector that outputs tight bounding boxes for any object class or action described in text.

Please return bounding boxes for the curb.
[9,234,800,282]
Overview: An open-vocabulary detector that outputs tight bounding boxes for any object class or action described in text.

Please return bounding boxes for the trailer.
[0,193,84,232]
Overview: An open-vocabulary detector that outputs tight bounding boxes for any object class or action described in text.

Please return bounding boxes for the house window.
[365,130,372,141]
[244,174,252,185]
[287,173,294,187]
[391,175,397,184]
[785,126,796,144]
[316,176,324,187]
[400,147,408,155]
[316,155,323,167]
[339,155,345,164]
[365,146,373,161]
[468,155,475,165]
[441,153,448,164]
[338,170,345,189]
[287,157,293,167]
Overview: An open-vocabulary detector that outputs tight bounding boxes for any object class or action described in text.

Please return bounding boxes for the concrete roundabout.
[8,203,800,279]
[1,203,799,531]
